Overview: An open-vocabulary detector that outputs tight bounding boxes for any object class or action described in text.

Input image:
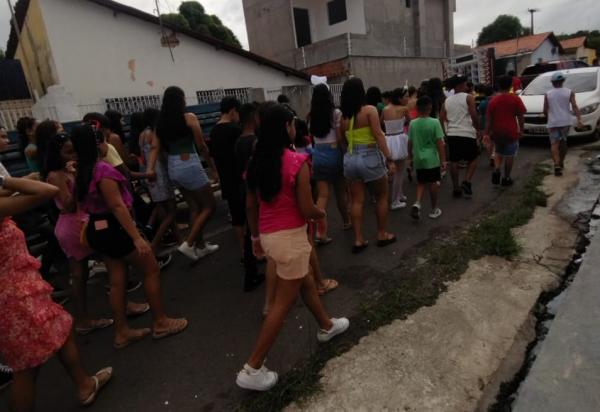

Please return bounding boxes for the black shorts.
[447,136,479,162]
[227,186,247,227]
[416,167,442,183]
[86,213,136,259]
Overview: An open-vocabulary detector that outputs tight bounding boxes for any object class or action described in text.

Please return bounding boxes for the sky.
[1,0,599,51]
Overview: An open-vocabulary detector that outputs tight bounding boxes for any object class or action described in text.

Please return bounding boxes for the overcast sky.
[1,0,599,51]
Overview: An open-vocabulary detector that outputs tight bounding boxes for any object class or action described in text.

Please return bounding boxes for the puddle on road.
[492,152,600,410]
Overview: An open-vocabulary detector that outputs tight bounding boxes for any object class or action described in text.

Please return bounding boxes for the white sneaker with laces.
[317,317,350,342]
[428,208,443,219]
[177,242,200,261]
[236,364,278,391]
[390,200,408,210]
[195,242,220,258]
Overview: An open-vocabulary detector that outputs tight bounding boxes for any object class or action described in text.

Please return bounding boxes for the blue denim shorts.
[168,153,210,191]
[312,144,344,182]
[494,140,519,157]
[343,145,387,183]
[548,127,570,144]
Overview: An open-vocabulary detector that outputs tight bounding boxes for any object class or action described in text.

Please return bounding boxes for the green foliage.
[556,30,600,52]
[161,1,241,48]
[477,15,529,46]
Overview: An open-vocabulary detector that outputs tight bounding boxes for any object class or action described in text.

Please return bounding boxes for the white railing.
[196,88,251,105]
[0,99,34,130]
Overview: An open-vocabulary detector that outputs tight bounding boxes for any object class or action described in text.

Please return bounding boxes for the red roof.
[478,32,562,58]
[560,36,587,50]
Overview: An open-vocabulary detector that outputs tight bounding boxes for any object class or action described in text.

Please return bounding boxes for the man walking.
[484,75,527,186]
[543,72,584,176]
[440,75,480,198]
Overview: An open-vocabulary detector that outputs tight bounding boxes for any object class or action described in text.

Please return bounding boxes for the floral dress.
[0,218,73,371]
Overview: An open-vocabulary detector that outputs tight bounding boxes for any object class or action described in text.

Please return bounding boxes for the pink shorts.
[55,212,92,262]
[260,225,312,280]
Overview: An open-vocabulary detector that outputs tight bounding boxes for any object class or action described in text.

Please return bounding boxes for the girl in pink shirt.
[236,104,350,391]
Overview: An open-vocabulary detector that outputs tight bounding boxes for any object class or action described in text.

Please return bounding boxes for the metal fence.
[0,100,35,130]
[196,88,251,105]
[105,95,162,115]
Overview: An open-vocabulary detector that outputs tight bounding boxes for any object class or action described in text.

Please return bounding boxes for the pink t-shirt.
[259,149,308,234]
[82,161,133,215]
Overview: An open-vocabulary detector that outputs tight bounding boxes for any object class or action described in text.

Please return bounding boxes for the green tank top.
[345,116,376,154]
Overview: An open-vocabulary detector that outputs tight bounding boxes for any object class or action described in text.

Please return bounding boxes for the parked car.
[520,67,600,140]
[520,60,589,89]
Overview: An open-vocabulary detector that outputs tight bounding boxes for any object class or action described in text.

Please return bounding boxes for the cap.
[551,72,566,82]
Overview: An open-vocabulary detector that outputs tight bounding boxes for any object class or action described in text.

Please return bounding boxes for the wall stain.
[128,59,136,81]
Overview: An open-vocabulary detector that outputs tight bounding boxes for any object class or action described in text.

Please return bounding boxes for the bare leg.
[450,162,460,190]
[315,180,330,239]
[309,244,324,286]
[494,153,503,170]
[415,183,426,204]
[300,268,334,330]
[551,141,561,167]
[150,201,177,253]
[181,185,215,247]
[559,139,568,167]
[234,225,245,256]
[333,177,350,226]
[56,333,96,400]
[349,181,366,246]
[70,259,90,328]
[429,182,440,209]
[465,159,478,182]
[371,177,393,241]
[263,258,277,315]
[504,156,514,178]
[391,159,406,203]
[9,369,37,412]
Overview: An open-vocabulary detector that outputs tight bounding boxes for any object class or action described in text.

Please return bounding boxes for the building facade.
[560,36,597,65]
[242,0,456,89]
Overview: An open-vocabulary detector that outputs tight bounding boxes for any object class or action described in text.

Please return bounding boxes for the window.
[327,0,347,25]
[405,0,411,8]
[523,73,598,95]
[293,8,312,47]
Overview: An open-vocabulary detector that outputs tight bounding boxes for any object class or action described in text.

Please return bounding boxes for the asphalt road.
[1,142,552,412]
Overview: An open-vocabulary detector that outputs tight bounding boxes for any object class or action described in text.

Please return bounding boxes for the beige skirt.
[260,225,312,280]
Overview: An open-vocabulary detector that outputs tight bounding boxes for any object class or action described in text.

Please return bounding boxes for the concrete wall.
[13,0,59,99]
[38,0,307,108]
[291,0,366,43]
[531,39,560,65]
[350,56,445,90]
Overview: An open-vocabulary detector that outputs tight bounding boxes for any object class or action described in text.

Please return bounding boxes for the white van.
[520,67,600,139]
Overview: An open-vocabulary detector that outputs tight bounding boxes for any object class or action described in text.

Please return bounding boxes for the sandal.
[317,279,339,296]
[75,319,114,336]
[113,328,151,349]
[80,367,113,406]
[377,234,397,248]
[315,237,333,246]
[341,223,353,231]
[352,241,369,254]
[126,302,150,317]
[153,318,188,340]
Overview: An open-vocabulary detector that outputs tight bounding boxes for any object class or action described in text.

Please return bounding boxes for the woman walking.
[152,86,220,261]
[0,174,112,411]
[340,78,397,253]
[382,88,411,210]
[72,124,187,349]
[237,104,349,391]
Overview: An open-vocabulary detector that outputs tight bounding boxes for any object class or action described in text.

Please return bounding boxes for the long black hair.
[390,88,407,105]
[16,116,36,156]
[71,124,101,203]
[105,110,125,143]
[129,112,144,156]
[36,120,60,178]
[309,84,335,139]
[365,86,382,107]
[143,108,160,129]
[44,133,70,177]
[340,78,366,119]
[426,78,445,118]
[156,86,188,150]
[247,103,295,202]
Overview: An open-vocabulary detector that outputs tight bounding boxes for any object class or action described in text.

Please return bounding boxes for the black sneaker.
[411,203,421,220]
[244,274,266,292]
[0,364,12,391]
[157,253,173,270]
[501,177,514,187]
[492,169,501,185]
[554,167,563,176]
[461,181,473,198]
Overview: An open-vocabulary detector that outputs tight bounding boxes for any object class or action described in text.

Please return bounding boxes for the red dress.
[0,218,73,371]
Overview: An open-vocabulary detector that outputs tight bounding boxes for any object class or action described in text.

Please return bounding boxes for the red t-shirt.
[486,94,527,141]
[512,76,522,92]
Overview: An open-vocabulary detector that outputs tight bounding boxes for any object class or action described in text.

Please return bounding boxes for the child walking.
[408,96,447,220]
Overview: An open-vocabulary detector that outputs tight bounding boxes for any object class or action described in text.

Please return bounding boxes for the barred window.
[196,88,251,105]
[105,95,161,115]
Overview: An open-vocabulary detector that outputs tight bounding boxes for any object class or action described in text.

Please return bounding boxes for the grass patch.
[238,165,550,412]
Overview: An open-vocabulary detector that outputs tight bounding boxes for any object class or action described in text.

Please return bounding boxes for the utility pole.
[527,8,539,35]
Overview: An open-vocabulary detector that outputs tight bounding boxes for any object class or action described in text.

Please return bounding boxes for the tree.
[557,30,600,53]
[477,15,530,46]
[161,1,241,48]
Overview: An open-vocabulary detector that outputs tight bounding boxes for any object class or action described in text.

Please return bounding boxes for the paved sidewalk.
[514,219,600,412]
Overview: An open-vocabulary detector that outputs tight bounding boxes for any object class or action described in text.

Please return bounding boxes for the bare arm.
[543,95,549,119]
[517,112,525,137]
[146,132,161,177]
[108,133,128,163]
[367,106,392,159]
[440,104,448,134]
[436,139,447,168]
[296,163,325,220]
[0,177,59,218]
[186,113,218,177]
[340,118,349,149]
[570,92,582,124]
[47,171,75,212]
[467,95,480,130]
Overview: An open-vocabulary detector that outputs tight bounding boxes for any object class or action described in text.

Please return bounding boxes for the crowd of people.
[0,69,585,408]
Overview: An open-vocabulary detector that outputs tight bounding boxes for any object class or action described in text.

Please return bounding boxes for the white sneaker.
[411,202,421,220]
[399,195,408,202]
[178,242,200,261]
[317,318,350,342]
[428,208,442,219]
[195,242,220,258]
[236,364,278,391]
[390,200,407,210]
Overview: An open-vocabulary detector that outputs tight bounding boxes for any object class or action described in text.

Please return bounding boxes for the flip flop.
[377,235,397,248]
[352,241,369,254]
[153,318,188,340]
[126,303,150,318]
[315,237,333,246]
[75,319,114,336]
[113,328,151,349]
[317,279,339,296]
[80,367,113,406]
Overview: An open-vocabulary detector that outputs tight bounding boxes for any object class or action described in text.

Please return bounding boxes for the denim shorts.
[494,140,519,157]
[343,145,387,183]
[312,144,343,182]
[548,127,570,144]
[168,153,210,191]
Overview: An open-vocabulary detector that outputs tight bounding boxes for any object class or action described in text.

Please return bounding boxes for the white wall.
[292,0,366,44]
[530,39,560,65]
[38,0,308,107]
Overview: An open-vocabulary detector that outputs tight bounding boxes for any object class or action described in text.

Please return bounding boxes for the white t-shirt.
[444,92,477,139]
[546,87,574,129]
